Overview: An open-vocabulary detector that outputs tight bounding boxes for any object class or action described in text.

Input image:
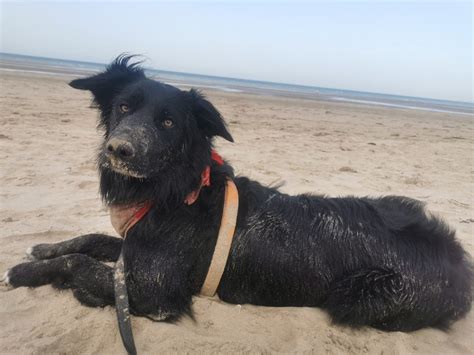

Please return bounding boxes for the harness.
[111,151,239,354]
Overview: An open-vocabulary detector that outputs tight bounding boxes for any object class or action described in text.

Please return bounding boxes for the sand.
[0,71,473,354]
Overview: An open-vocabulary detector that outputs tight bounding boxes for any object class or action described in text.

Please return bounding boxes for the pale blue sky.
[1,1,472,102]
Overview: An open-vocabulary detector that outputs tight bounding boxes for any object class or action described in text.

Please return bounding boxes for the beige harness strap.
[200,178,239,297]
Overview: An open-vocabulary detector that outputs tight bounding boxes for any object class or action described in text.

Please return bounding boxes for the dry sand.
[0,71,473,354]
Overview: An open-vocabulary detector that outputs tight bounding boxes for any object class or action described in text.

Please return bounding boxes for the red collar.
[185,149,224,204]
[110,150,224,238]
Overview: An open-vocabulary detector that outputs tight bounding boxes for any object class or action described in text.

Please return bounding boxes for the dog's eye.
[119,104,129,113]
[163,119,174,128]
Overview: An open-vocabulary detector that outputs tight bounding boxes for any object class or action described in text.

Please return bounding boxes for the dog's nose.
[106,138,135,160]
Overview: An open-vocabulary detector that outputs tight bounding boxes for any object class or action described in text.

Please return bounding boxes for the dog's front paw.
[1,264,31,288]
[26,243,55,260]
[1,267,29,289]
[1,261,53,289]
[1,270,12,288]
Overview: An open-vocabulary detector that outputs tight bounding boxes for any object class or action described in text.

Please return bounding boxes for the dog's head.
[70,55,233,205]
[70,55,233,179]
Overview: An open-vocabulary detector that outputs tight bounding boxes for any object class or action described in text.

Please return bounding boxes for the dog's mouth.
[102,157,147,179]
[99,141,177,180]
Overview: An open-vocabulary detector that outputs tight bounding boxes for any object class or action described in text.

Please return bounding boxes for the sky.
[1,1,472,102]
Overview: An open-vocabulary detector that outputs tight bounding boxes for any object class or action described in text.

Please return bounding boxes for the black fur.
[5,55,473,331]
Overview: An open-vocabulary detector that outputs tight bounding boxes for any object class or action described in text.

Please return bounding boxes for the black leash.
[114,251,138,355]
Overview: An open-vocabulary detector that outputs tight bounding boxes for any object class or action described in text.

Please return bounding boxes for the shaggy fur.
[4,55,473,331]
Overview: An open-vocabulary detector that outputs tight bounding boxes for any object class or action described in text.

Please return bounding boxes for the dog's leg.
[124,255,194,322]
[323,267,436,332]
[324,268,404,329]
[3,254,115,307]
[27,234,122,262]
[3,254,190,320]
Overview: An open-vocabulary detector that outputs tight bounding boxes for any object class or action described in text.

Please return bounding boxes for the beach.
[0,70,473,354]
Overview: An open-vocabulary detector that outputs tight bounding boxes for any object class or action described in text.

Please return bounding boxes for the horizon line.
[1,51,473,106]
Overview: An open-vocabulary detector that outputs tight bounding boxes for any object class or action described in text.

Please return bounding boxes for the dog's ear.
[69,54,145,115]
[189,89,234,142]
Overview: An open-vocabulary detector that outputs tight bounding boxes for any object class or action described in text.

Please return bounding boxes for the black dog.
[4,55,472,331]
